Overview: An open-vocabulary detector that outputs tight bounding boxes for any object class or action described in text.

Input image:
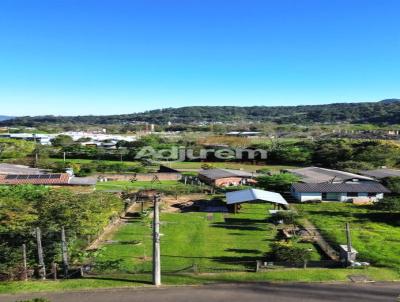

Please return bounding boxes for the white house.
[288,167,390,202]
[291,182,390,202]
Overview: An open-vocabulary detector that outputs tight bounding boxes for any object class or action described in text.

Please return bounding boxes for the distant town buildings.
[0,131,137,146]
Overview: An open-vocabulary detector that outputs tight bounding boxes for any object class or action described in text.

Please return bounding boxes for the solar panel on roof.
[28,175,40,179]
[5,175,18,179]
[50,174,61,179]
[18,175,29,179]
[39,175,50,179]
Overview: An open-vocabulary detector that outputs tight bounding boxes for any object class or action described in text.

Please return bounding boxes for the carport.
[226,188,289,213]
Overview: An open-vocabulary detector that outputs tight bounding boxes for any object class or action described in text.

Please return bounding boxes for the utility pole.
[61,226,69,278]
[35,151,39,167]
[22,244,28,281]
[152,193,161,286]
[345,222,352,265]
[36,227,46,280]
[63,152,66,163]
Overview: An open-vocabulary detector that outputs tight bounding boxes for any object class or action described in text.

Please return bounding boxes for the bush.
[271,211,300,225]
[382,177,400,195]
[335,161,375,173]
[201,163,215,170]
[374,197,400,211]
[270,241,312,264]
[257,173,300,192]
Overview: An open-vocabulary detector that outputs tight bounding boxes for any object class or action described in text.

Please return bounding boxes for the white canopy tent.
[226,188,288,206]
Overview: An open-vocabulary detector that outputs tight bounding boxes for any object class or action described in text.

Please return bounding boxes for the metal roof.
[68,177,97,186]
[287,167,374,183]
[292,182,390,193]
[0,173,70,185]
[359,168,400,179]
[199,168,253,180]
[0,173,97,186]
[226,188,288,205]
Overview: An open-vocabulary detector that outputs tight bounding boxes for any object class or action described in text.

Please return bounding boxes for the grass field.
[93,203,279,272]
[95,180,202,193]
[161,162,299,172]
[296,203,400,271]
[1,267,398,294]
[48,158,141,166]
[47,158,299,173]
[1,203,399,294]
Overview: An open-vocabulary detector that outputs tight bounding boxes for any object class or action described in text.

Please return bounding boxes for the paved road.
[1,282,399,302]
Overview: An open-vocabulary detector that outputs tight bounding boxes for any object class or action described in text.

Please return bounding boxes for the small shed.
[226,188,288,213]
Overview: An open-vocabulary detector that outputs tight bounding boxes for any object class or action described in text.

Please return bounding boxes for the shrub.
[374,197,400,211]
[382,177,400,195]
[257,173,300,192]
[270,241,312,264]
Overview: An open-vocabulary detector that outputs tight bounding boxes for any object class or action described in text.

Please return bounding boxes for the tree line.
[2,99,400,127]
[0,186,123,279]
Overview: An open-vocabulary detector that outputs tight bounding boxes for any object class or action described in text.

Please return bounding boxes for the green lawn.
[92,203,325,273]
[93,203,278,272]
[96,180,201,193]
[2,203,399,294]
[46,158,299,173]
[48,158,141,167]
[160,162,299,172]
[1,267,399,294]
[296,203,400,271]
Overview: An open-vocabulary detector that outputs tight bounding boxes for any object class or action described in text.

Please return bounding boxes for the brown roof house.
[198,168,255,187]
[0,173,97,189]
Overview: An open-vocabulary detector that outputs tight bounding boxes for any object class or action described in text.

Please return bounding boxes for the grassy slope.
[296,203,400,270]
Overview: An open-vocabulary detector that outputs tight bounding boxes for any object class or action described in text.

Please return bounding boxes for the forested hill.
[2,99,400,126]
[0,116,13,122]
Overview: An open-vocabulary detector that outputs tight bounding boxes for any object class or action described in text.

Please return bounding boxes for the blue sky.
[0,0,399,116]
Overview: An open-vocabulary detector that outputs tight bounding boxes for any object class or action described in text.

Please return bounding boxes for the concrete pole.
[22,244,28,281]
[152,194,161,286]
[61,226,69,278]
[36,227,46,280]
[345,222,352,265]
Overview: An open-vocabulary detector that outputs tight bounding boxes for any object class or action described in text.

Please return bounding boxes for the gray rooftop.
[199,168,254,180]
[226,188,288,205]
[359,168,400,179]
[292,182,390,193]
[287,167,374,183]
[68,177,97,186]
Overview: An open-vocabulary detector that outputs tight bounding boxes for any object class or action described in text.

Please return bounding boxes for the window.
[347,192,358,197]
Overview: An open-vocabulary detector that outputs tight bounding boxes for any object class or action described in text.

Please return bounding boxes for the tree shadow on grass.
[304,210,354,218]
[225,248,261,254]
[84,274,153,285]
[352,212,400,227]
[211,223,264,231]
[211,217,267,231]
